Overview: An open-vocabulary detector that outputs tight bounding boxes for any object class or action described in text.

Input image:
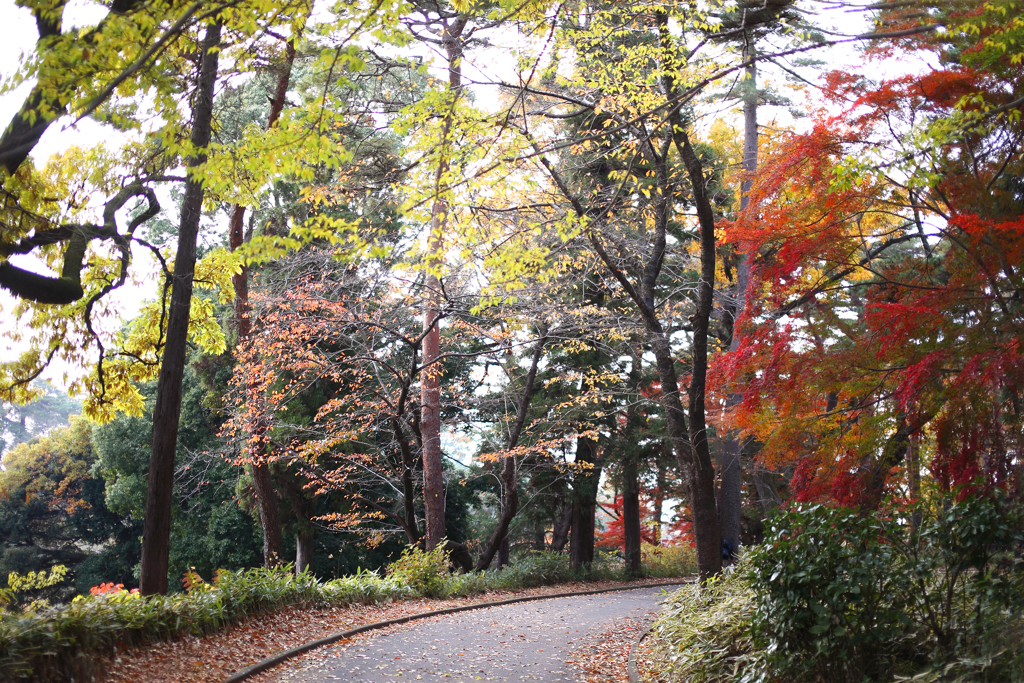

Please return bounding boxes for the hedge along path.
[225,580,690,682]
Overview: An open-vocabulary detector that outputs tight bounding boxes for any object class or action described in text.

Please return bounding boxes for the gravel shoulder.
[257,585,679,683]
[99,578,684,683]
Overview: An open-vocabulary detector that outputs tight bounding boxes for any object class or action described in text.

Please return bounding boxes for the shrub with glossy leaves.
[646,493,1024,683]
[748,495,1024,682]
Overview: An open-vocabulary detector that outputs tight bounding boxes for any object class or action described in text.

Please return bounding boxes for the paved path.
[272,585,679,683]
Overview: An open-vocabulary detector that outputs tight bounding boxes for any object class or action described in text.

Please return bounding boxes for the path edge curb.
[224,579,689,682]
[627,623,655,683]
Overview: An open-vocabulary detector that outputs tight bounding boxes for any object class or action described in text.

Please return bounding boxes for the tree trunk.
[651,7,724,581]
[908,434,922,533]
[496,535,509,569]
[475,334,546,570]
[139,22,221,596]
[251,461,283,567]
[718,55,759,559]
[654,450,667,545]
[229,38,297,572]
[678,128,726,581]
[622,453,642,576]
[550,504,572,553]
[281,469,315,576]
[569,436,601,569]
[717,438,742,561]
[751,444,781,512]
[421,16,468,552]
[295,528,313,574]
[533,525,546,551]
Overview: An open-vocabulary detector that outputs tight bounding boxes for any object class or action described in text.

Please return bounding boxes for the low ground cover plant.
[0,546,687,681]
[646,493,1024,683]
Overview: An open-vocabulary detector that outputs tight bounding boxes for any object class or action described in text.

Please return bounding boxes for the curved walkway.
[267,585,678,683]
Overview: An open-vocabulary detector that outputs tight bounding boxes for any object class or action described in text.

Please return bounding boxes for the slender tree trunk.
[476,335,546,570]
[678,129,725,581]
[395,417,421,544]
[139,22,221,596]
[570,436,601,569]
[230,38,297,571]
[654,451,667,545]
[622,453,642,576]
[751,441,781,512]
[421,16,468,551]
[718,55,758,558]
[908,434,922,533]
[646,12,723,579]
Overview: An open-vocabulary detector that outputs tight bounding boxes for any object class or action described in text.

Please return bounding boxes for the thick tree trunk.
[421,16,468,551]
[251,460,283,567]
[139,22,221,596]
[569,436,601,569]
[295,528,313,574]
[496,535,510,569]
[550,504,572,553]
[622,453,642,576]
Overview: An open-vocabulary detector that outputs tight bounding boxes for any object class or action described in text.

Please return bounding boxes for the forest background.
[0,0,1020,655]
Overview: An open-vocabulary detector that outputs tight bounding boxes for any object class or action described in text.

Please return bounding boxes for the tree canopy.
[0,0,1020,596]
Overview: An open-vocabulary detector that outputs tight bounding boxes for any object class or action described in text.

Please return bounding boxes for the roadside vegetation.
[644,495,1024,683]
[0,544,695,681]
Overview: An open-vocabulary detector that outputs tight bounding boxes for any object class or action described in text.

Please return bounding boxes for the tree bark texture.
[420,16,468,552]
[550,504,572,553]
[139,22,221,596]
[569,436,601,569]
[251,460,283,567]
[496,535,509,569]
[622,453,642,576]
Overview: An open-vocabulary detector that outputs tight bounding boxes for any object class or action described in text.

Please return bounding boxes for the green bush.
[748,496,1024,683]
[385,544,453,598]
[646,494,1024,683]
[0,564,410,682]
[749,505,916,681]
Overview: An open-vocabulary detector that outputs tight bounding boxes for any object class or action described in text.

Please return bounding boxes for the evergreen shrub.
[645,493,1024,683]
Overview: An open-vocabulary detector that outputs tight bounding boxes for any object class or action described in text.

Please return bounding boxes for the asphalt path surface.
[271,585,679,683]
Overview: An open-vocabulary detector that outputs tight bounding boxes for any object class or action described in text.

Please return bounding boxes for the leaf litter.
[98,577,672,683]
